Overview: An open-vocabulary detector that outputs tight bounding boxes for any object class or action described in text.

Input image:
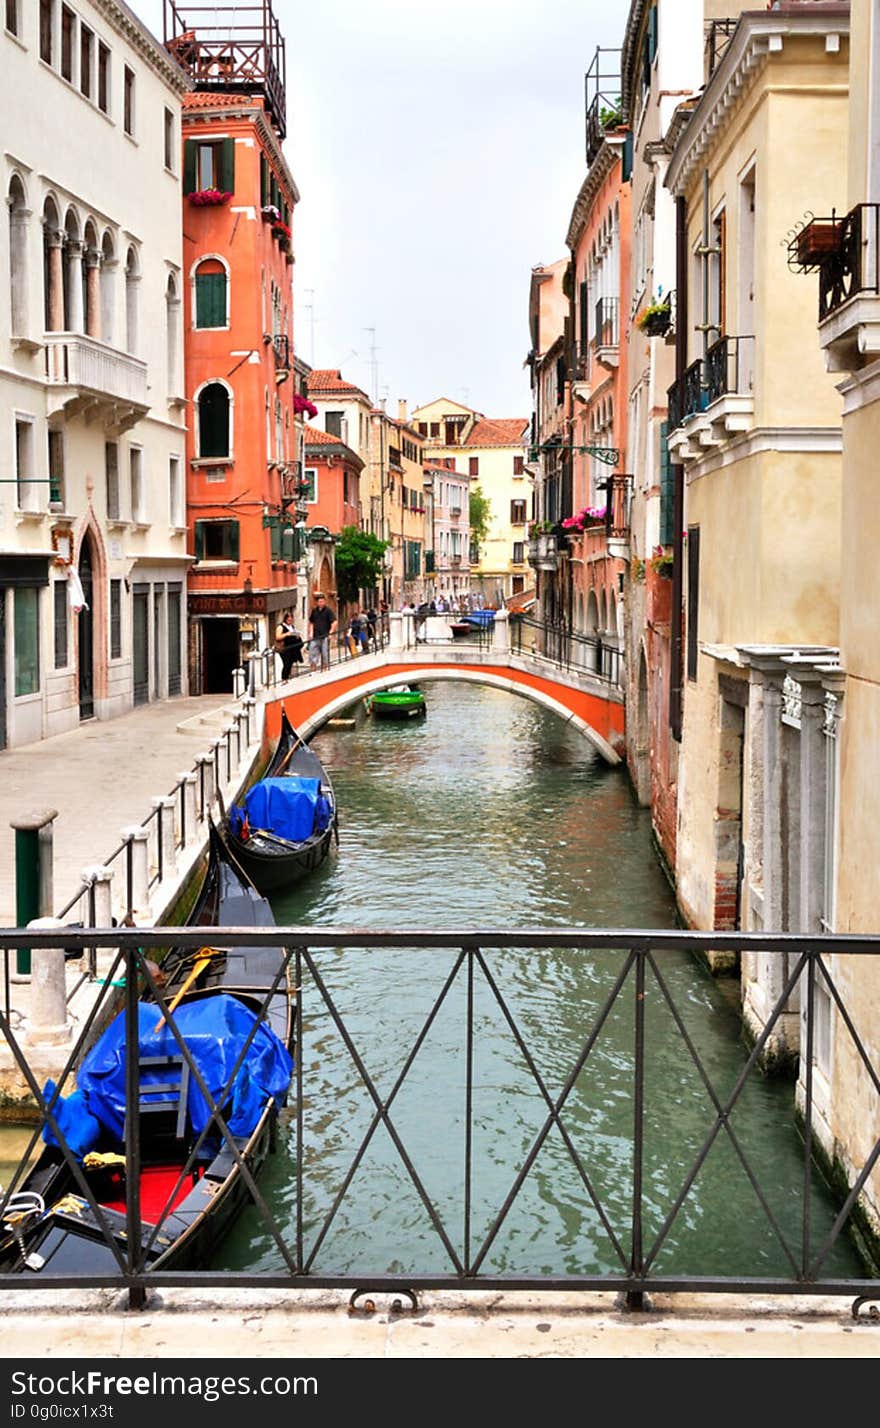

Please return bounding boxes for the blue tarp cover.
[44,994,293,1153]
[239,776,321,843]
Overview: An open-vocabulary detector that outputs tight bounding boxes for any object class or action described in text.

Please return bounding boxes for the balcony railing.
[44,333,149,411]
[816,205,880,320]
[603,472,632,541]
[272,334,290,371]
[706,334,755,405]
[594,296,619,353]
[667,359,704,432]
[705,17,739,77]
[584,46,622,165]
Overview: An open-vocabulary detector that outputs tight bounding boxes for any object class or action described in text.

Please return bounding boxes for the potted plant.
[261,204,281,223]
[795,219,841,266]
[649,545,674,578]
[637,297,672,337]
[189,188,233,207]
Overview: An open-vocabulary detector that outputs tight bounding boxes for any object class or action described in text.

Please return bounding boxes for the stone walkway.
[0,696,232,927]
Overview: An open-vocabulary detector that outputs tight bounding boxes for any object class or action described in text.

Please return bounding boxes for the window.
[303,467,317,503]
[61,5,74,82]
[687,525,700,682]
[123,66,135,137]
[468,457,479,477]
[110,578,122,659]
[325,411,344,438]
[106,440,120,520]
[193,519,240,562]
[14,587,39,696]
[14,416,35,511]
[39,0,52,64]
[165,273,179,392]
[48,428,64,507]
[6,0,19,37]
[418,421,428,436]
[97,42,109,114]
[169,455,182,526]
[53,580,67,670]
[8,174,27,336]
[164,108,175,171]
[512,542,525,565]
[659,421,674,546]
[80,24,92,98]
[197,383,231,458]
[429,422,440,438]
[513,455,524,475]
[183,138,235,195]
[510,499,527,524]
[125,247,139,353]
[130,446,145,523]
[194,259,227,328]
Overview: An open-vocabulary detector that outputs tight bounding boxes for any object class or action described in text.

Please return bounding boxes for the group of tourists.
[274,595,389,678]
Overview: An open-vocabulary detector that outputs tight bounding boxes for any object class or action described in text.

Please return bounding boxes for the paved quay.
[0,1288,876,1359]
[0,696,234,928]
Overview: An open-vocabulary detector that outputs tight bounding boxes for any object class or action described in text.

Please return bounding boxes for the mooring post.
[10,808,58,979]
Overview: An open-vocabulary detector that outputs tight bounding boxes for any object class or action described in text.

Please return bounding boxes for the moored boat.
[365,685,427,720]
[223,708,337,894]
[0,826,294,1277]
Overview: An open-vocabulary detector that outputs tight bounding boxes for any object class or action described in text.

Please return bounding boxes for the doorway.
[78,540,94,720]
[202,618,238,693]
[133,586,149,705]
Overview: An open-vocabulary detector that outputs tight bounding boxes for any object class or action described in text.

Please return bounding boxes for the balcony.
[666,335,755,463]
[44,333,149,431]
[273,333,290,372]
[584,46,622,165]
[594,296,619,367]
[449,506,462,519]
[801,205,880,372]
[527,531,559,571]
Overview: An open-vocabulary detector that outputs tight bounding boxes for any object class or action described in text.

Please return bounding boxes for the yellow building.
[411,398,529,604]
[664,5,848,1008]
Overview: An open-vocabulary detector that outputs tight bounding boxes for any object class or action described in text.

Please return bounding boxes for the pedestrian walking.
[308,592,337,671]
[274,609,303,681]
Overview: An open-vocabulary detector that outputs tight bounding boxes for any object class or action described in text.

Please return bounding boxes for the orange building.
[302,424,362,551]
[167,4,304,692]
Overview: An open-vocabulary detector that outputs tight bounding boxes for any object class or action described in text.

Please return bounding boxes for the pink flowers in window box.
[293,393,318,418]
[562,505,607,532]
[189,189,233,206]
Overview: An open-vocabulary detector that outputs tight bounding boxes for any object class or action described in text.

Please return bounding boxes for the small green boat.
[365,685,427,720]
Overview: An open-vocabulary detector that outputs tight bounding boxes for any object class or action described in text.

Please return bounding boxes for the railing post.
[232,666,245,699]
[82,864,113,928]
[492,607,510,655]
[388,610,404,652]
[151,796,176,883]
[198,751,217,813]
[121,825,150,918]
[211,737,222,797]
[242,695,255,749]
[177,771,198,846]
[232,711,244,768]
[25,918,70,1048]
[626,948,647,1311]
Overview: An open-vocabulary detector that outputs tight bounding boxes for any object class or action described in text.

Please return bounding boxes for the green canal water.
[214,682,862,1283]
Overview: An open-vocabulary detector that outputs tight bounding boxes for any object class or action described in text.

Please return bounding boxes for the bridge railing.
[1,924,878,1314]
[511,615,623,685]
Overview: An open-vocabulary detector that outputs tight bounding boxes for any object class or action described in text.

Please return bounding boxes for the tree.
[333,526,388,604]
[469,485,491,560]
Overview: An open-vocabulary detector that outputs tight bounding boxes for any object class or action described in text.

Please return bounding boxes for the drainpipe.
[669,194,688,741]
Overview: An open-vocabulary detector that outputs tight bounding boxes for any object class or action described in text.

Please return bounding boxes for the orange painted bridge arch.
[263,660,625,764]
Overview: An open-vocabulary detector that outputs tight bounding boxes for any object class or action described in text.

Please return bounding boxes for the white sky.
[133,0,630,417]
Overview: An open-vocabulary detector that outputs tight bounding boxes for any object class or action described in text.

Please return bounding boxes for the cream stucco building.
[1,0,190,748]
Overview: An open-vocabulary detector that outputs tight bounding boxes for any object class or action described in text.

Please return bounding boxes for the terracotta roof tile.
[306,368,371,400]
[182,92,262,110]
[303,424,340,446]
[464,418,529,448]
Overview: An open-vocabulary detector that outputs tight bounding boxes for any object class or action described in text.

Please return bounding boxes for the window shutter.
[219,137,235,194]
[195,272,227,328]
[270,521,281,562]
[260,154,269,208]
[659,421,674,546]
[194,521,205,561]
[281,525,294,562]
[229,521,240,563]
[648,6,658,63]
[183,140,197,195]
[687,526,700,683]
[622,130,634,183]
[579,281,589,352]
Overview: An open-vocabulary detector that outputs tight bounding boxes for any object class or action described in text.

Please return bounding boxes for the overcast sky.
[133,0,630,417]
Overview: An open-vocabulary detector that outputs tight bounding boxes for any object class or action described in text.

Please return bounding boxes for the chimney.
[398,399,408,424]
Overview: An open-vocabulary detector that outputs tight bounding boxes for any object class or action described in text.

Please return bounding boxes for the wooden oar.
[154,954,212,1031]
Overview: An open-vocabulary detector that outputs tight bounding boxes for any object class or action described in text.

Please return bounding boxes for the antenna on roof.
[303,289,315,364]
[364,326,379,405]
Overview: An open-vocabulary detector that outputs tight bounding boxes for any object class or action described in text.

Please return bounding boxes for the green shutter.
[270,176,279,211]
[648,6,658,62]
[218,137,235,194]
[622,130,634,183]
[195,272,227,328]
[183,140,197,195]
[659,421,674,547]
[270,521,281,561]
[260,154,269,208]
[281,525,294,562]
[228,520,240,563]
[194,521,205,561]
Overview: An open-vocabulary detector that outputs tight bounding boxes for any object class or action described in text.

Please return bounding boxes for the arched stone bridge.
[261,614,625,764]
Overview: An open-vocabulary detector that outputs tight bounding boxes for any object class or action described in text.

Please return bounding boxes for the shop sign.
[189,593,268,615]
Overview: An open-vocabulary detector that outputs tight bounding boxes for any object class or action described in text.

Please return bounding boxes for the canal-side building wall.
[526,259,567,630]
[0,1,190,749]
[305,369,376,538]
[664,10,848,1008]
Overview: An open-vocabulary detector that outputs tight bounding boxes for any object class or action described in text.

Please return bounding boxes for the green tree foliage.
[333,526,388,603]
[469,486,491,558]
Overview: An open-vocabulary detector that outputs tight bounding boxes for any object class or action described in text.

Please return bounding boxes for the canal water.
[216,682,862,1283]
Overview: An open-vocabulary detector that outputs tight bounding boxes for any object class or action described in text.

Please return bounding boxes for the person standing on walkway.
[308,592,336,671]
[275,609,303,681]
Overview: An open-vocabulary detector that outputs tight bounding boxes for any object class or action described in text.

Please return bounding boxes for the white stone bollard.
[177,772,198,846]
[232,666,245,699]
[80,865,114,928]
[493,607,510,655]
[197,752,216,814]
[151,795,177,882]
[26,918,70,1048]
[388,610,404,652]
[121,825,150,918]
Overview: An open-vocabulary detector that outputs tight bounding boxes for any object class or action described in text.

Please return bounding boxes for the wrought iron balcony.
[164,0,288,138]
[594,296,619,364]
[667,359,703,433]
[44,332,149,430]
[273,334,290,371]
[667,337,755,461]
[706,334,755,406]
[584,46,622,165]
[791,205,880,371]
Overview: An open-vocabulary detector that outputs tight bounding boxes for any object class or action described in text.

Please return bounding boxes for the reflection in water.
[214,684,861,1282]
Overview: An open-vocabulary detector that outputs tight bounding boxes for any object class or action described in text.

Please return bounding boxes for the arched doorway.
[78,538,94,720]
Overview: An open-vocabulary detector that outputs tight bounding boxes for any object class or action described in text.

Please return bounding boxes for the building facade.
[1,0,190,748]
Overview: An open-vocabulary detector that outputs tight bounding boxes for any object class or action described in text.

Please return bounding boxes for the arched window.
[7,174,28,336]
[62,208,82,332]
[193,256,228,329]
[198,381,231,458]
[100,232,115,344]
[83,219,100,338]
[275,397,283,462]
[42,196,62,331]
[165,272,180,394]
[125,246,139,353]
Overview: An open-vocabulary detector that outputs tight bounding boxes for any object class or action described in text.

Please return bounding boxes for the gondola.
[364,685,427,720]
[0,826,294,1277]
[222,708,337,895]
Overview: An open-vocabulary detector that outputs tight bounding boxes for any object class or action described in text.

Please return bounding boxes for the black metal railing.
[594,296,619,350]
[705,334,755,405]
[511,615,623,685]
[667,359,704,433]
[2,925,879,1311]
[818,204,880,320]
[705,17,739,77]
[584,46,622,165]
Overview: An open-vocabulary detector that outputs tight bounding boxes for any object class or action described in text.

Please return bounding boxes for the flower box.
[637,304,671,337]
[189,189,232,207]
[796,221,841,266]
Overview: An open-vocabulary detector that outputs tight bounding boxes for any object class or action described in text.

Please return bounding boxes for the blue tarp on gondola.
[63,994,292,1144]
[235,776,321,843]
